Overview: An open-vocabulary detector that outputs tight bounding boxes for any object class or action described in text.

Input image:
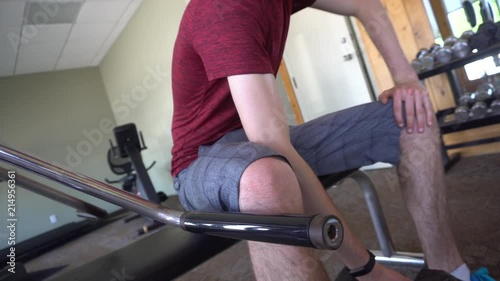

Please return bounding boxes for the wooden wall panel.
[448,141,500,157]
[403,0,456,111]
[444,124,500,156]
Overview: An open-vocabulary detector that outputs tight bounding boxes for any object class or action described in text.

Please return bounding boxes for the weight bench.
[319,169,425,268]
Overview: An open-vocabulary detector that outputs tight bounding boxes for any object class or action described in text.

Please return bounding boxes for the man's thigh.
[174,130,284,212]
[290,100,402,176]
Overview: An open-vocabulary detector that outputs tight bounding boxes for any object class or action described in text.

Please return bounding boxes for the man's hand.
[379,81,434,134]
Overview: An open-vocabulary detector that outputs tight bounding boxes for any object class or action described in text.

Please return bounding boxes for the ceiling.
[0,0,143,78]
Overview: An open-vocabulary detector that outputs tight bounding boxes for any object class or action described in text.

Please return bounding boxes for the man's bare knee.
[239,157,303,214]
[400,117,440,145]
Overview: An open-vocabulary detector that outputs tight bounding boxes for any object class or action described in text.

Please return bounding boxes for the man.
[171,0,493,280]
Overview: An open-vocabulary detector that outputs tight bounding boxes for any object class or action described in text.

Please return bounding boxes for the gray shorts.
[174,101,402,212]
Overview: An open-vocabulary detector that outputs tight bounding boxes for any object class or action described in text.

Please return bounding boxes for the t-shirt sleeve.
[292,0,316,13]
[192,4,273,81]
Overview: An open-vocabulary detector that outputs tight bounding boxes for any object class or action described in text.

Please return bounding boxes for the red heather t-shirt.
[171,0,316,177]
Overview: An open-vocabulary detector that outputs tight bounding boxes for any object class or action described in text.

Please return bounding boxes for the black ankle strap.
[348,251,376,278]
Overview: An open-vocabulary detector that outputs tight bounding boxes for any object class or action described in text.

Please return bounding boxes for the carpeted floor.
[25,153,500,280]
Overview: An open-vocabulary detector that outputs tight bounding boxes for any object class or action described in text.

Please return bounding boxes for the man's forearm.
[312,0,418,84]
[354,0,418,84]
[228,74,373,269]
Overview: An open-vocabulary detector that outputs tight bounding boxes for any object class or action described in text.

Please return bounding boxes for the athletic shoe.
[471,267,496,281]
[414,268,461,281]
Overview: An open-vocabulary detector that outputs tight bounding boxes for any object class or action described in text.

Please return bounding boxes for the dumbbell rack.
[418,43,500,171]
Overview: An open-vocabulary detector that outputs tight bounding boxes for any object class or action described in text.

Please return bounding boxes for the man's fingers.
[404,88,415,134]
[393,88,404,127]
[414,90,425,133]
[422,91,434,126]
[379,90,389,104]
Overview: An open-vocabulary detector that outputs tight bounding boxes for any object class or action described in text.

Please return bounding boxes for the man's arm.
[311,0,434,133]
[312,0,416,84]
[227,74,409,280]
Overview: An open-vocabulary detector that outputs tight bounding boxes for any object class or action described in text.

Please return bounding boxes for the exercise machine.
[105,123,166,234]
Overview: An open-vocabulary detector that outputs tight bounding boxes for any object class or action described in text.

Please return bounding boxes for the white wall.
[99,0,187,195]
[0,67,118,246]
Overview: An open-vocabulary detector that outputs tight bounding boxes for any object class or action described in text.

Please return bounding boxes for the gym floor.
[26,153,500,280]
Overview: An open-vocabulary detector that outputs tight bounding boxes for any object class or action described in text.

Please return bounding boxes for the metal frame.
[348,170,425,268]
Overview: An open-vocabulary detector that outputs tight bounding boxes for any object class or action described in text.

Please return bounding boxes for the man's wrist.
[391,66,420,85]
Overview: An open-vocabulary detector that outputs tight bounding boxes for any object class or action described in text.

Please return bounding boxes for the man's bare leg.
[240,158,410,281]
[240,158,330,281]
[398,120,464,272]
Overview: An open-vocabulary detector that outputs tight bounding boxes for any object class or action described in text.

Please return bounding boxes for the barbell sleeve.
[181,211,343,250]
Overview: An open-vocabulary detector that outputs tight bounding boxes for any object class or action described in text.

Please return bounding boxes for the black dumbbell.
[491,99,500,114]
[471,101,488,118]
[429,43,441,54]
[478,21,497,37]
[460,30,475,43]
[452,39,471,58]
[476,82,495,101]
[471,22,498,50]
[459,93,474,107]
[414,48,435,71]
[494,22,500,44]
[455,105,470,122]
[411,59,423,73]
[494,78,500,99]
[435,46,453,64]
[444,36,458,47]
[470,33,491,51]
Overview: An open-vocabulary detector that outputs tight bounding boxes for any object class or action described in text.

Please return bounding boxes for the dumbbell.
[411,60,423,73]
[429,44,441,54]
[441,31,473,59]
[452,39,471,58]
[444,36,458,47]
[476,82,495,101]
[471,101,488,118]
[471,22,498,51]
[459,92,474,107]
[455,105,470,122]
[435,45,453,64]
[493,77,500,99]
[494,21,500,44]
[412,48,435,72]
[470,32,491,51]
[491,99,500,114]
[478,21,497,37]
[460,30,475,42]
[434,36,464,64]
